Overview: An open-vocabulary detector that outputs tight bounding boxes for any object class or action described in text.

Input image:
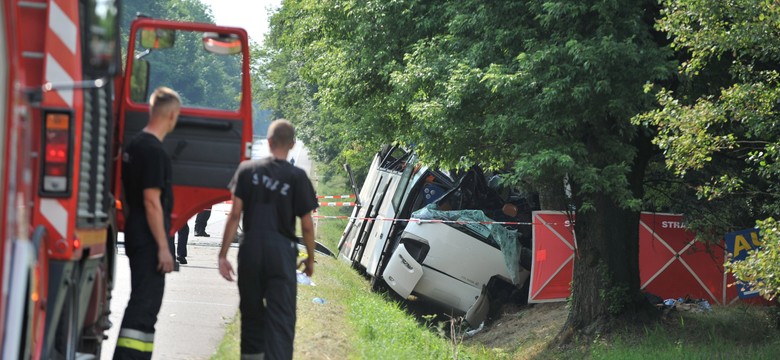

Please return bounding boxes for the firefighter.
[218,119,318,360]
[194,209,211,236]
[115,87,181,359]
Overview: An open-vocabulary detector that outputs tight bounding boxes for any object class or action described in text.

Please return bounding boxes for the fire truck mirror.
[140,27,176,50]
[130,59,150,104]
[202,32,242,56]
[84,0,120,77]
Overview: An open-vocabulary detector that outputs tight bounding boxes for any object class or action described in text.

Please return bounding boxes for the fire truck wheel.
[79,335,102,357]
[54,267,80,359]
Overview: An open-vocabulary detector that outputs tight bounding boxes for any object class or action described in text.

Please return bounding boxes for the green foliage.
[636,0,780,295]
[122,0,216,45]
[258,0,679,325]
[144,31,243,110]
[597,263,631,316]
[260,0,676,210]
[121,0,241,109]
[122,0,271,136]
[311,163,352,252]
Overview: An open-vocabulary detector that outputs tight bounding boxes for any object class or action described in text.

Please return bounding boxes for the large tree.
[465,1,675,334]
[260,0,676,338]
[637,0,780,299]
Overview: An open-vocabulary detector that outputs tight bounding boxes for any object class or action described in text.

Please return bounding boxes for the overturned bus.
[338,146,536,325]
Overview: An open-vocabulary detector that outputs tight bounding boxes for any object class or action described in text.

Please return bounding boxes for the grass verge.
[211,162,486,359]
[310,163,352,253]
[210,313,240,359]
[212,161,780,359]
[589,305,780,360]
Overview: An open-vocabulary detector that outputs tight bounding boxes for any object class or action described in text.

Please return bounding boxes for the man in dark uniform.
[218,119,318,360]
[115,87,181,359]
[173,223,189,264]
[193,210,211,236]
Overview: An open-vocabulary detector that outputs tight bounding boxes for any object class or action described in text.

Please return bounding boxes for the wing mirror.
[140,27,176,49]
[202,32,242,55]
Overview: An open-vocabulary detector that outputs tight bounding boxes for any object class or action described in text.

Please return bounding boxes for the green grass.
[210,312,241,359]
[590,305,780,360]
[310,163,352,253]
[212,162,491,359]
[213,161,780,359]
[300,255,493,360]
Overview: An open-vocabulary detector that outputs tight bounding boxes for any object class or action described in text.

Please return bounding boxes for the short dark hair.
[149,86,181,117]
[268,119,295,148]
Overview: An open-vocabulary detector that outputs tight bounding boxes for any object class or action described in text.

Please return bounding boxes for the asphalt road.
[100,206,239,360]
[101,139,313,360]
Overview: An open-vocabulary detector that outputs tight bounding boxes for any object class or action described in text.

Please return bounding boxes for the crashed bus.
[338,145,535,325]
[338,146,773,328]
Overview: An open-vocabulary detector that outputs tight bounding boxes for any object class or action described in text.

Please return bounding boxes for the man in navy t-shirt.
[218,119,318,360]
[115,87,180,360]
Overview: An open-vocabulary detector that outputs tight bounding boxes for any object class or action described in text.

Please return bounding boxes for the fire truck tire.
[54,268,81,359]
[78,249,112,357]
[78,335,102,357]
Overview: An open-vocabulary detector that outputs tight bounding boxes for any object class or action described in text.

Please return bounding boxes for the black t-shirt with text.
[122,132,173,244]
[230,157,318,241]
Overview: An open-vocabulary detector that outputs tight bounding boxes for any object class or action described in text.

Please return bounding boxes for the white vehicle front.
[383,221,520,314]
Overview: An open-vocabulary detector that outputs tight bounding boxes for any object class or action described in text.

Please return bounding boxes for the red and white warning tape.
[312,215,536,226]
[216,197,355,209]
[216,195,552,227]
[319,202,356,207]
[317,194,355,199]
[212,205,561,227]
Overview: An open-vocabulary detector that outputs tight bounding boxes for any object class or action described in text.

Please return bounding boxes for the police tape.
[312,215,535,226]
[317,194,355,199]
[210,202,355,211]
[209,206,557,227]
[319,202,356,207]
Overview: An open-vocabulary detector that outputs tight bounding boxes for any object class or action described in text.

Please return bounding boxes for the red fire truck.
[0,1,253,358]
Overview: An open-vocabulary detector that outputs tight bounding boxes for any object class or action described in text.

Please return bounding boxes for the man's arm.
[299,212,315,277]
[218,196,243,281]
[143,188,174,273]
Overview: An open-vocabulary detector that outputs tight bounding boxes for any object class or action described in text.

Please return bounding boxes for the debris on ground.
[465,322,485,338]
[297,270,316,286]
[653,296,713,314]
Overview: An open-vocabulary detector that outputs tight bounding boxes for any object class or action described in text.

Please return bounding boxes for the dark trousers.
[237,232,298,359]
[176,224,189,258]
[114,243,165,359]
[194,210,211,234]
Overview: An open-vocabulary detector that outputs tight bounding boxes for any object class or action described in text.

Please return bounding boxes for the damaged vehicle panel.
[338,145,453,282]
[338,146,536,323]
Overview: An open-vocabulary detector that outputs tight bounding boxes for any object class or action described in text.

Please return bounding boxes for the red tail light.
[41,111,73,195]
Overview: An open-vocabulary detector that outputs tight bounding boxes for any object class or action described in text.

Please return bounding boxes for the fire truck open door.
[117,19,253,233]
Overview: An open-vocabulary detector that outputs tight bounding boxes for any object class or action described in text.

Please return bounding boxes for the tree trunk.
[557,129,658,342]
[563,193,646,335]
[537,176,568,211]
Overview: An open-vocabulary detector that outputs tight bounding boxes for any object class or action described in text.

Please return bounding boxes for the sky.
[198,0,282,43]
